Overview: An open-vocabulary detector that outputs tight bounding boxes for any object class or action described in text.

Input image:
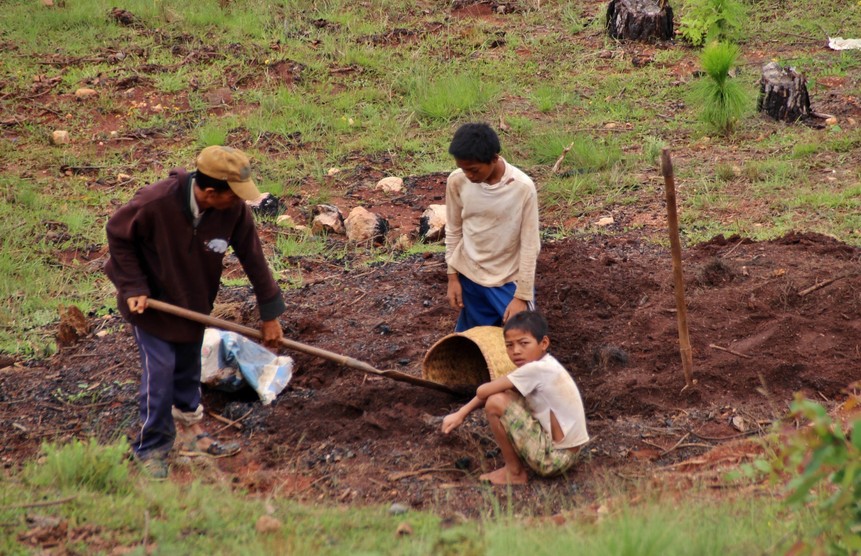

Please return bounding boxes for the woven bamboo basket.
[422,326,516,386]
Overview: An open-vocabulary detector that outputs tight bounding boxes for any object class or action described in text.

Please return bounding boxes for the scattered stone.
[246,193,280,218]
[393,234,412,252]
[276,214,295,227]
[74,88,97,99]
[731,415,747,432]
[117,173,132,182]
[396,522,413,536]
[205,87,233,106]
[418,204,446,241]
[825,117,838,126]
[42,0,54,6]
[388,502,408,515]
[326,167,341,177]
[311,204,345,235]
[345,206,388,243]
[255,515,282,534]
[109,131,119,138]
[51,130,70,145]
[375,176,403,193]
[597,216,614,227]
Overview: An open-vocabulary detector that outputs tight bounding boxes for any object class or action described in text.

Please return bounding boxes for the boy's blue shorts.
[455,274,532,332]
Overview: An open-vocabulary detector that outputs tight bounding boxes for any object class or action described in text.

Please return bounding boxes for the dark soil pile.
[2,231,859,515]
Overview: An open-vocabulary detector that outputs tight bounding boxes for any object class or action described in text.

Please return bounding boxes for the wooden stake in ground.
[661,148,694,389]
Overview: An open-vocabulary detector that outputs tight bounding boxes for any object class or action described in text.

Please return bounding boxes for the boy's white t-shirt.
[506,353,589,449]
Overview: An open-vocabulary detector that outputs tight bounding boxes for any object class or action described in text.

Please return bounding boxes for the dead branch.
[0,495,76,510]
[798,275,848,297]
[708,343,752,359]
[551,141,575,174]
[388,467,459,481]
[211,408,253,433]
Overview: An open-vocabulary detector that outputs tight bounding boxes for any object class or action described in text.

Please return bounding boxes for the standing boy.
[442,311,589,485]
[445,122,540,331]
[105,145,285,478]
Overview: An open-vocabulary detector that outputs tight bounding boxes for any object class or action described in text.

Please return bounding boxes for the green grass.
[0,438,812,555]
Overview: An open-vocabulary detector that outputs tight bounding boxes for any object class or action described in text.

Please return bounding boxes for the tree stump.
[758,62,811,122]
[606,0,673,42]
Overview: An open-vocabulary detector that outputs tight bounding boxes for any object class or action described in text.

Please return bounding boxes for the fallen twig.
[708,343,752,359]
[551,141,575,174]
[388,467,460,481]
[0,495,76,510]
[210,408,253,433]
[798,276,845,297]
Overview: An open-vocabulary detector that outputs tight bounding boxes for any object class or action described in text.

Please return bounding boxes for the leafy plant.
[770,393,861,554]
[688,42,749,135]
[679,0,747,46]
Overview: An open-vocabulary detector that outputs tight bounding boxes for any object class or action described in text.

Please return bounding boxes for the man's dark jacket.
[105,168,285,343]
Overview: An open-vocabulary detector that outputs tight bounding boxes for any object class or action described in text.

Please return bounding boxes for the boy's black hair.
[503,311,549,340]
[448,123,501,163]
[194,171,231,193]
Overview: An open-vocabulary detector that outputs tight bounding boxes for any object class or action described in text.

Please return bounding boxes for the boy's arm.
[441,376,516,434]
[444,174,463,275]
[513,187,540,301]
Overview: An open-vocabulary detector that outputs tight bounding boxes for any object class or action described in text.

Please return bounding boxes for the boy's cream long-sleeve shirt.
[444,159,540,301]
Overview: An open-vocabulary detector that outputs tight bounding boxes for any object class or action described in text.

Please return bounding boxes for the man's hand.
[447,274,463,310]
[127,295,148,314]
[503,297,529,323]
[441,412,464,434]
[261,319,283,348]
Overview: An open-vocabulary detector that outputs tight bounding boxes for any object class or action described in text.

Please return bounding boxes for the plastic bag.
[200,328,294,405]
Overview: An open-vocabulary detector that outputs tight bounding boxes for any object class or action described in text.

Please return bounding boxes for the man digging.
[105,146,285,479]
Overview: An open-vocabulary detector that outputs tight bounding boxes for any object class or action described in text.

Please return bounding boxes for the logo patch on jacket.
[206,238,229,253]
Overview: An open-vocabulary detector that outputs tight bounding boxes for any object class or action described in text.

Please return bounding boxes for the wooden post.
[660,148,694,389]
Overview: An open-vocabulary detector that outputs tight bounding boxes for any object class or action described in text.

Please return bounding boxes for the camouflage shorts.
[500,396,581,477]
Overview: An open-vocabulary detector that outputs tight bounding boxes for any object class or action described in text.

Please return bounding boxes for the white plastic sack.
[828,37,861,51]
[200,328,294,405]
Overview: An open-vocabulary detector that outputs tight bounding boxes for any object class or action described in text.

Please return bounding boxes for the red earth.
[3,221,859,515]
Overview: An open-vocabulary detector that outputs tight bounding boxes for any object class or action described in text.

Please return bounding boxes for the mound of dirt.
[1,231,859,514]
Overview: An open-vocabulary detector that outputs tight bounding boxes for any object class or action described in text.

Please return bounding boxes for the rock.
[205,87,233,106]
[396,522,413,536]
[117,173,132,182]
[255,515,282,534]
[388,502,408,515]
[345,206,388,243]
[42,0,54,7]
[74,88,97,99]
[326,167,340,177]
[276,214,295,227]
[393,234,412,252]
[825,117,838,126]
[246,193,280,218]
[311,204,345,235]
[51,130,70,145]
[597,216,614,227]
[375,176,403,193]
[418,204,446,241]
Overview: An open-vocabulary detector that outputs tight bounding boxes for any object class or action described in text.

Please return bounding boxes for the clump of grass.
[689,42,749,135]
[25,437,131,495]
[529,133,621,171]
[408,71,499,122]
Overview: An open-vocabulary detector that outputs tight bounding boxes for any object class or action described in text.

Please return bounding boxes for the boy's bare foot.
[479,466,528,485]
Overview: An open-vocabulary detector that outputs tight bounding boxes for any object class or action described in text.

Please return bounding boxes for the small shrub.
[769,393,861,554]
[688,42,749,135]
[679,0,746,46]
[25,437,132,494]
[408,72,499,122]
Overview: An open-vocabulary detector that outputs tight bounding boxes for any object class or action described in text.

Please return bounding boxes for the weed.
[407,71,500,123]
[679,0,747,46]
[25,437,131,495]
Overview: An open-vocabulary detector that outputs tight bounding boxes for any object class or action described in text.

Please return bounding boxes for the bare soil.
[3,224,859,515]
